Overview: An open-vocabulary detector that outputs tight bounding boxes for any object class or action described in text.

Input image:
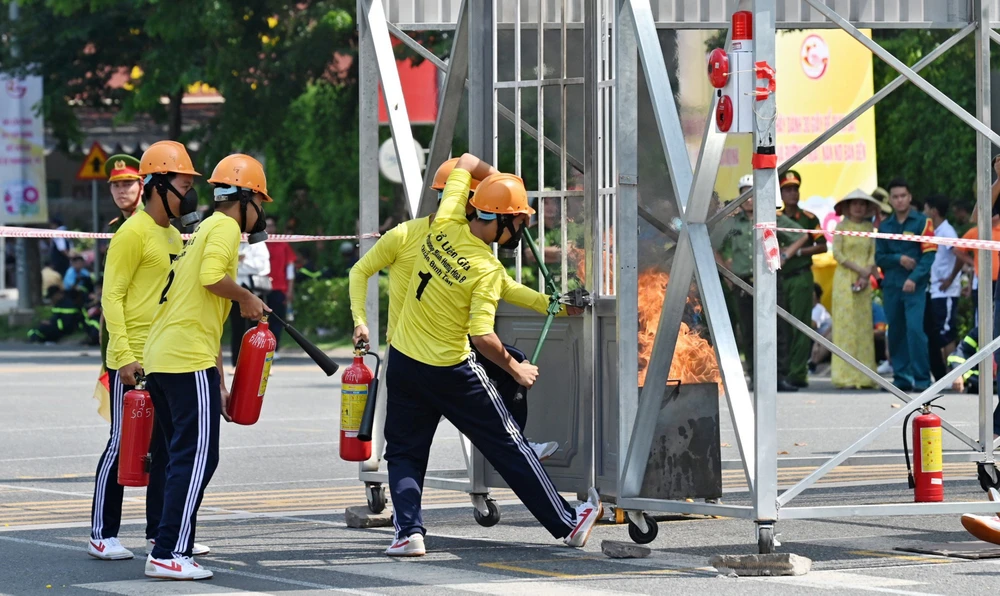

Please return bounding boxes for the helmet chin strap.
[146,174,182,219]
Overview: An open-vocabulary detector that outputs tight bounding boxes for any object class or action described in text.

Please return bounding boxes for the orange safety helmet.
[431,157,481,191]
[139,140,201,176]
[469,173,535,215]
[207,154,273,202]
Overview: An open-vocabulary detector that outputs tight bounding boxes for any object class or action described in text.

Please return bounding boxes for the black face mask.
[494,215,525,250]
[243,199,268,244]
[177,189,201,226]
[153,175,200,226]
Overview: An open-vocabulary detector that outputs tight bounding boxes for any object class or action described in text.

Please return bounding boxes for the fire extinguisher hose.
[903,409,917,489]
[357,345,381,442]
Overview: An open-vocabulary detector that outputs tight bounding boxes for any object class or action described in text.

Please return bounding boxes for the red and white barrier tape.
[0,226,379,243]
[754,222,1000,252]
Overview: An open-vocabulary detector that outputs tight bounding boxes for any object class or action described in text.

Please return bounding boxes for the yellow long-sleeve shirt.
[101,210,182,369]
[144,213,241,374]
[349,195,561,347]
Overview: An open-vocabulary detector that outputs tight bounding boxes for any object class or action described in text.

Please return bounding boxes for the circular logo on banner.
[800,34,830,80]
[3,181,40,216]
[5,78,27,99]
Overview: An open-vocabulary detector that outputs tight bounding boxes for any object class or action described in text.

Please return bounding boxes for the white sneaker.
[148,538,210,556]
[530,441,559,461]
[385,533,426,557]
[564,487,602,548]
[145,554,213,580]
[876,360,893,375]
[87,537,134,560]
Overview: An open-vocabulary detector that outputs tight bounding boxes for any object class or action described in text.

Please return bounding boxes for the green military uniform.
[776,171,826,386]
[98,154,143,369]
[720,210,804,375]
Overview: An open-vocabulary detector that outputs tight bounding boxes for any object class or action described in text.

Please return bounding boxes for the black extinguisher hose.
[903,409,916,489]
[357,345,381,442]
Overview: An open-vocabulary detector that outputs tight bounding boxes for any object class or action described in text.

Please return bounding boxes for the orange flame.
[637,269,720,387]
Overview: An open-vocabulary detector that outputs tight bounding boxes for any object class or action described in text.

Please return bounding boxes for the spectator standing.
[264,217,296,355]
[776,170,827,389]
[830,189,879,389]
[952,200,973,237]
[229,241,271,367]
[715,175,755,377]
[923,194,960,381]
[875,179,936,392]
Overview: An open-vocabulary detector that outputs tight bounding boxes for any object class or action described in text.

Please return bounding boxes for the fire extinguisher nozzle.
[907,474,915,490]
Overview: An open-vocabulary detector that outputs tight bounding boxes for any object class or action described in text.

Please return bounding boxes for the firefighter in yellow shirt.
[349,158,572,461]
[88,141,211,561]
[381,154,601,557]
[141,154,270,581]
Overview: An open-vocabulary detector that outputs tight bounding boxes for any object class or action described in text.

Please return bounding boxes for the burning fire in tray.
[637,269,721,388]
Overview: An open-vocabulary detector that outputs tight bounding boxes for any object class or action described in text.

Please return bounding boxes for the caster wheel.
[473,499,501,527]
[757,525,775,554]
[366,483,386,514]
[627,513,658,544]
[978,463,1000,492]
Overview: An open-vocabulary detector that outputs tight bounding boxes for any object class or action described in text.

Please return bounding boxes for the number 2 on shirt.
[158,270,175,304]
[415,271,432,301]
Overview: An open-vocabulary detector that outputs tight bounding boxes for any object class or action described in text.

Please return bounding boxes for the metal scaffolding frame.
[617,0,1000,552]
[360,0,1000,551]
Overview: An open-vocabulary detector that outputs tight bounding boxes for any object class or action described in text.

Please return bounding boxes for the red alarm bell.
[707,48,729,89]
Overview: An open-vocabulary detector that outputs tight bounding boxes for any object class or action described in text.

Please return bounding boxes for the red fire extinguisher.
[228,316,277,425]
[119,377,155,487]
[340,344,381,462]
[904,399,945,502]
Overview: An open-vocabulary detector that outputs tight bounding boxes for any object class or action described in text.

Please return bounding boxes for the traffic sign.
[76,142,109,181]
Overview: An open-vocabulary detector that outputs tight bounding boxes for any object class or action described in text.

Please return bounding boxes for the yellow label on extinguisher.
[920,426,943,473]
[341,383,368,436]
[258,351,274,398]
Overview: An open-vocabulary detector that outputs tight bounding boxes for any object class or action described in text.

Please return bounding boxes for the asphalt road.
[2,344,1000,595]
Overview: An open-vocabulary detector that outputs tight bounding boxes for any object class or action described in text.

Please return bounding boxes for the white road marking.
[75,579,271,595]
[763,570,941,596]
[316,561,638,595]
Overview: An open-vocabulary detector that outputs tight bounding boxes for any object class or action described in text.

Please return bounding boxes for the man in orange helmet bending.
[381,154,601,557]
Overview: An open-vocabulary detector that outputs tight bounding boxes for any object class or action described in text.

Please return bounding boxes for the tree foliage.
[871,30,999,207]
[0,0,355,154]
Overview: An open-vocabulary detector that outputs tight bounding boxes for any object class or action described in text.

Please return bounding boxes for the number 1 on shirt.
[415,271,432,301]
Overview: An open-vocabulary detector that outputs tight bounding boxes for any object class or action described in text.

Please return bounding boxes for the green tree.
[0,0,353,152]
[871,30,1000,206]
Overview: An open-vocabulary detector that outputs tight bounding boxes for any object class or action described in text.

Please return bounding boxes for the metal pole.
[359,0,424,218]
[357,0,382,474]
[752,0,778,525]
[468,0,495,163]
[974,0,995,460]
[583,0,599,492]
[416,0,469,218]
[10,0,33,310]
[91,180,101,280]
[615,0,639,498]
